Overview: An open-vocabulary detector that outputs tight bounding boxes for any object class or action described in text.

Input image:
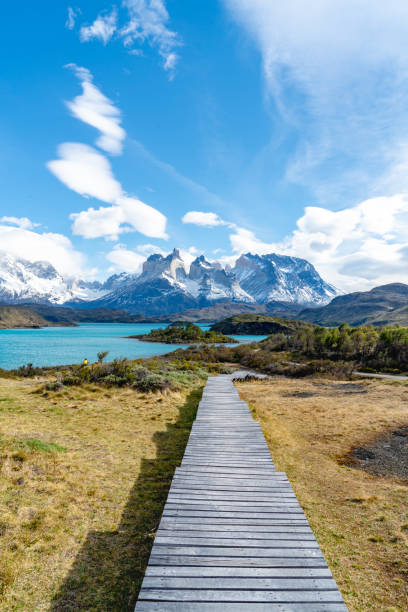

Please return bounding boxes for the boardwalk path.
[135,373,347,611]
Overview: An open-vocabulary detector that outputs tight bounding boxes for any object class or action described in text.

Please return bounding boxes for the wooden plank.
[157,526,314,535]
[150,546,324,557]
[136,603,348,611]
[147,555,329,568]
[154,537,320,548]
[144,566,333,578]
[137,588,344,602]
[141,576,339,589]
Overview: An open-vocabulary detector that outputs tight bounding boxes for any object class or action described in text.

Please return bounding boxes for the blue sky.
[2,0,408,291]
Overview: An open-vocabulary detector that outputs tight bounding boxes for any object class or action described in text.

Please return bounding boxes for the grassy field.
[0,373,203,611]
[237,377,408,612]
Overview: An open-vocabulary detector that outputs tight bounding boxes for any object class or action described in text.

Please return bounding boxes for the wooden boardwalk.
[135,374,347,611]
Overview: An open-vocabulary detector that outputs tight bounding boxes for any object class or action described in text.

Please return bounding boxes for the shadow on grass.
[49,387,202,612]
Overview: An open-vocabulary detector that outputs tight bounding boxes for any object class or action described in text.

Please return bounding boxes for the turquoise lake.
[0,323,267,370]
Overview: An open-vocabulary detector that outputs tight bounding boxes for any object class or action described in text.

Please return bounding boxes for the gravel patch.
[349,426,408,480]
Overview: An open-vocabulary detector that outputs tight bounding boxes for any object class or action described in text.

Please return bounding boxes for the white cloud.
[0,224,85,277]
[121,0,181,73]
[0,216,39,230]
[229,226,273,255]
[48,143,168,239]
[225,194,408,292]
[70,205,125,241]
[280,195,408,291]
[80,8,117,44]
[182,211,228,227]
[106,244,146,273]
[181,195,408,291]
[47,143,122,203]
[65,7,79,30]
[77,1,181,74]
[66,64,125,155]
[117,195,167,238]
[223,0,408,199]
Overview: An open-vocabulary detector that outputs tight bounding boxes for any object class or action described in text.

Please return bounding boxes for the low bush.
[133,371,171,393]
[61,374,82,386]
[13,363,43,377]
[44,381,65,392]
[101,374,128,387]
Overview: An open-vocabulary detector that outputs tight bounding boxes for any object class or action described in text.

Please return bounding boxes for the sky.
[2,0,408,292]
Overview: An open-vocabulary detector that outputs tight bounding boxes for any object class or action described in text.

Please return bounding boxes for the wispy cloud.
[65,64,125,155]
[130,139,230,210]
[223,0,408,203]
[120,0,181,74]
[79,8,117,45]
[65,6,79,30]
[0,216,39,230]
[76,0,181,75]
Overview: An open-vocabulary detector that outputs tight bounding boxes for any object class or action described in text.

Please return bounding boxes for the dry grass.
[0,375,202,611]
[237,377,408,612]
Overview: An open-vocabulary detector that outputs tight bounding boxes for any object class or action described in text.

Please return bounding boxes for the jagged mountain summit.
[0,248,337,314]
[233,253,336,305]
[90,249,337,314]
[0,252,107,304]
[93,249,255,314]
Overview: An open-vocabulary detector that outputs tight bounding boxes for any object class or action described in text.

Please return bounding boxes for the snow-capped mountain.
[0,249,337,314]
[91,249,337,314]
[94,249,252,314]
[0,252,107,304]
[233,253,336,305]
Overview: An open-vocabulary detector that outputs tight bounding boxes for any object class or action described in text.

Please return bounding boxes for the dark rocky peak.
[141,248,186,282]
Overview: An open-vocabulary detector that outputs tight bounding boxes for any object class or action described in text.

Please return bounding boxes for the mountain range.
[1,246,408,326]
[0,249,337,314]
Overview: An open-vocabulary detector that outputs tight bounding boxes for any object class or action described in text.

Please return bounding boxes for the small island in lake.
[129,321,238,344]
[210,314,305,335]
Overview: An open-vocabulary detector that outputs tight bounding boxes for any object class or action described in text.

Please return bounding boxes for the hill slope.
[0,306,70,329]
[299,283,408,326]
[152,300,305,323]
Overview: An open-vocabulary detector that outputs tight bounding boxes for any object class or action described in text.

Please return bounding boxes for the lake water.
[0,323,267,370]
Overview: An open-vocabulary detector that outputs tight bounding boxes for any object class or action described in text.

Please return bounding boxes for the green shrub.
[61,374,82,386]
[14,363,43,377]
[97,350,109,363]
[44,381,65,391]
[101,374,128,387]
[133,372,171,392]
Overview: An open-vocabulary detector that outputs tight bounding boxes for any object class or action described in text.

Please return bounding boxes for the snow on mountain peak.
[0,251,106,304]
[0,248,338,313]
